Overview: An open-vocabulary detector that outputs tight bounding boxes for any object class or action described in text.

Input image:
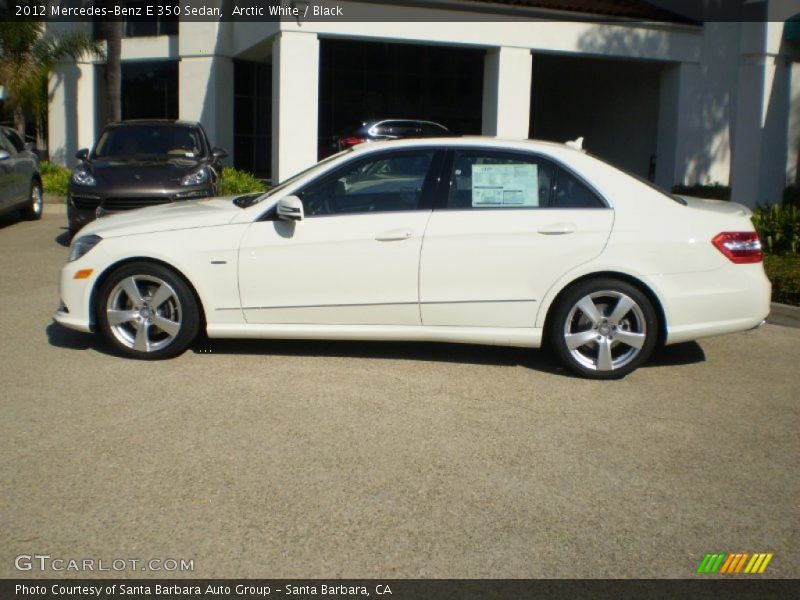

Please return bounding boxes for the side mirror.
[211,147,228,160]
[276,195,304,221]
[75,148,89,161]
[0,150,10,161]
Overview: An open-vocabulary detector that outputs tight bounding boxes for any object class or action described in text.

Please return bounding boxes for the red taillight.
[342,136,366,147]
[712,232,763,264]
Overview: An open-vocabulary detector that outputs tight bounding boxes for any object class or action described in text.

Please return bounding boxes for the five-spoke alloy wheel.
[97,262,200,359]
[550,278,658,379]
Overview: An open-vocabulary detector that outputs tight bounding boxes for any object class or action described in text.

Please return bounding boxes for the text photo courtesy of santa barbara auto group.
[0,0,798,598]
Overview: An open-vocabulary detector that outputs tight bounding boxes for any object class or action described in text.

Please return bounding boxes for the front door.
[238,149,442,325]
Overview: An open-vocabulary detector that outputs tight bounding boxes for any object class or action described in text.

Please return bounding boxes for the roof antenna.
[565,136,584,151]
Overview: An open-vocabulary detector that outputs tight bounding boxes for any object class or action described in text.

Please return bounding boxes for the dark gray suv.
[0,126,42,221]
[68,120,227,234]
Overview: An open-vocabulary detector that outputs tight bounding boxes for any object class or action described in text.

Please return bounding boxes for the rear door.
[419,147,614,328]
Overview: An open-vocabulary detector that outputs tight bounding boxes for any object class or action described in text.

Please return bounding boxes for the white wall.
[271,31,320,182]
[482,47,531,139]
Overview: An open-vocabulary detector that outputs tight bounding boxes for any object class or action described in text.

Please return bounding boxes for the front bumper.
[67,185,213,231]
[53,262,100,333]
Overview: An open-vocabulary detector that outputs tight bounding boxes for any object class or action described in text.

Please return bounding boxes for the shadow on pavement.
[648,342,706,366]
[55,228,71,247]
[46,321,95,352]
[46,320,706,375]
[0,212,23,230]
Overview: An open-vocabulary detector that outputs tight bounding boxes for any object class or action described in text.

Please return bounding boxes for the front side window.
[3,129,25,153]
[446,150,555,209]
[298,151,436,216]
[0,132,17,155]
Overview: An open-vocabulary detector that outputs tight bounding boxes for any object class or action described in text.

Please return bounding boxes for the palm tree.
[103,21,123,123]
[0,19,103,146]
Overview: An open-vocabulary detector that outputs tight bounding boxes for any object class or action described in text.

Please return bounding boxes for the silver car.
[0,126,42,221]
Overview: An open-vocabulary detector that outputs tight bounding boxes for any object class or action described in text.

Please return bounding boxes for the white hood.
[79,197,244,238]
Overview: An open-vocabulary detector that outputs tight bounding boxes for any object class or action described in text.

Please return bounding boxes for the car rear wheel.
[96,262,200,360]
[22,181,43,220]
[549,278,658,379]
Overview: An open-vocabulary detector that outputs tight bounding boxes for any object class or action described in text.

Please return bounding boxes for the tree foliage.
[0,14,104,136]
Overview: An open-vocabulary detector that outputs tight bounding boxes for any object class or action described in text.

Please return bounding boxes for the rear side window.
[421,123,448,136]
[446,150,555,209]
[552,169,606,208]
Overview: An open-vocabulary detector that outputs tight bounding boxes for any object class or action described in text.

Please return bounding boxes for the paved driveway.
[1,211,798,578]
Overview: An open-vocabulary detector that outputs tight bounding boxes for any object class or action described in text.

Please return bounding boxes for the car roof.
[105,120,201,128]
[347,136,582,157]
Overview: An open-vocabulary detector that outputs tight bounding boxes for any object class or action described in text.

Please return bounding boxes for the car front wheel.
[96,262,200,360]
[549,278,658,379]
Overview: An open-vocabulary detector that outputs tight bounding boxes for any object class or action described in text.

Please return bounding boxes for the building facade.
[46,0,800,207]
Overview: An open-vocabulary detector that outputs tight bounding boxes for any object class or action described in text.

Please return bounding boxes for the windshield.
[239,149,354,208]
[94,125,206,159]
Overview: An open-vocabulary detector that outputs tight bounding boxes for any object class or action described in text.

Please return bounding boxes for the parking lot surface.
[1,211,798,578]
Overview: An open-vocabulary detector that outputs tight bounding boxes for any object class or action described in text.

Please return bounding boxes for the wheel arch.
[89,257,207,331]
[540,270,668,346]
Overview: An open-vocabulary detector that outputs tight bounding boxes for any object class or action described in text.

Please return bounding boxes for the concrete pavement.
[1,212,798,579]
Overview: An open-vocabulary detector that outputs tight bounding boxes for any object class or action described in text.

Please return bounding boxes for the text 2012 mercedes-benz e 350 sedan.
[54,137,770,379]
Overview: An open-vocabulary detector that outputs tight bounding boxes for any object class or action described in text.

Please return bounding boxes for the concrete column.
[730,55,791,207]
[48,60,98,167]
[787,61,800,186]
[271,31,319,183]
[179,56,234,165]
[655,62,703,189]
[482,47,532,139]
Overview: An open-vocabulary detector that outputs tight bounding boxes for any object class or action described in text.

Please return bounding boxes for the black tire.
[96,262,200,360]
[548,277,658,380]
[22,180,43,221]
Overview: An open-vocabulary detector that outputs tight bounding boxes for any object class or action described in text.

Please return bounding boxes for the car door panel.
[238,212,431,325]
[420,209,614,328]
[419,149,614,329]
[237,148,442,326]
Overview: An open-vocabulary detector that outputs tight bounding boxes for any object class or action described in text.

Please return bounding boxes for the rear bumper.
[654,264,771,345]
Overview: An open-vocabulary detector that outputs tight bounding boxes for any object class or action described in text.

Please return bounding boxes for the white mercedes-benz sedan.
[54,137,770,379]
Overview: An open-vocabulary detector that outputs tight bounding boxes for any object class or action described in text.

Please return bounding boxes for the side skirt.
[205,323,542,348]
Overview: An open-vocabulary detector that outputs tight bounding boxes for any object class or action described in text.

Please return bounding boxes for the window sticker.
[471,163,539,207]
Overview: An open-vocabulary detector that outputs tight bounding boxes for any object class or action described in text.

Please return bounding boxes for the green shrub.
[764,254,800,306]
[784,184,800,208]
[752,204,800,255]
[219,168,267,196]
[671,183,731,200]
[40,161,71,196]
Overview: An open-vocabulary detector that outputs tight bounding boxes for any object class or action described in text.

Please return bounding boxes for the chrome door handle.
[538,223,576,235]
[376,229,413,242]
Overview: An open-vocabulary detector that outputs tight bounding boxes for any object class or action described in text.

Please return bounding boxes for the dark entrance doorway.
[319,39,484,156]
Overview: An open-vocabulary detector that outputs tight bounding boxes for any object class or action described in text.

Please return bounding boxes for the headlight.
[68,234,102,262]
[72,168,96,186]
[181,167,209,186]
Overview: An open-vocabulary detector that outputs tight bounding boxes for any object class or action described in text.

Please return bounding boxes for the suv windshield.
[94,125,205,159]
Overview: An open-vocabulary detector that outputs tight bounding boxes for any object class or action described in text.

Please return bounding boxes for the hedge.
[671,183,731,200]
[763,254,800,306]
[219,168,267,196]
[40,162,71,196]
